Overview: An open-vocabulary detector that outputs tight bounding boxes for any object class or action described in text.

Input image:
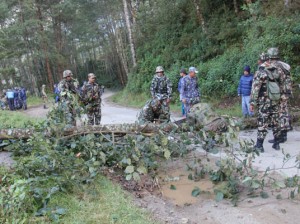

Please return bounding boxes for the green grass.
[50,176,156,224]
[27,94,56,107]
[111,91,149,108]
[0,110,44,128]
[213,102,242,118]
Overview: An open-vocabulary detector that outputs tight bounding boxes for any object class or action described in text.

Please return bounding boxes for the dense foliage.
[127,0,300,98]
[1,0,299,99]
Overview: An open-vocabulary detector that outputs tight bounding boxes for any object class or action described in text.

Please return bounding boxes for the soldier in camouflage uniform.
[150,66,172,122]
[250,48,290,152]
[180,67,200,116]
[81,73,102,125]
[266,48,293,144]
[137,98,162,124]
[58,70,80,125]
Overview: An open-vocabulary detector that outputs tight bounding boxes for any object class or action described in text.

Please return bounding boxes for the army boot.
[254,139,264,153]
[272,138,280,150]
[268,130,287,143]
[281,130,287,143]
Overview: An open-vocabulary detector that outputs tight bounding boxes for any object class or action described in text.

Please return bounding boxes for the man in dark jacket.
[238,65,254,118]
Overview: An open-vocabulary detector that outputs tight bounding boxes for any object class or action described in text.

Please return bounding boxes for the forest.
[0,0,299,98]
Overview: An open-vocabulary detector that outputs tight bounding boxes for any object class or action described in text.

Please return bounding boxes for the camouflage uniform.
[150,67,172,122]
[138,99,162,124]
[180,70,200,116]
[277,61,292,130]
[58,72,80,125]
[250,58,288,151]
[81,81,102,125]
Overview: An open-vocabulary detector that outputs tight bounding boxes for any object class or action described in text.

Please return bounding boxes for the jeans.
[181,102,185,116]
[242,95,253,117]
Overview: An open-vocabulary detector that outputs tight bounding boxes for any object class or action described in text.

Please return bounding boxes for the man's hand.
[250,104,254,112]
[166,98,170,104]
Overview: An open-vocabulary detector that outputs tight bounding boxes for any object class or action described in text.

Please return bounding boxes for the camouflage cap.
[259,52,269,61]
[155,66,164,73]
[151,98,161,112]
[63,70,73,78]
[267,48,279,59]
[88,73,96,78]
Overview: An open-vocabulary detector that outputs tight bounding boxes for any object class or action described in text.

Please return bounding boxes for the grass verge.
[50,176,156,224]
[0,110,44,128]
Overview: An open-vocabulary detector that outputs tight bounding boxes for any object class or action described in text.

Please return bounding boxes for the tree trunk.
[192,0,206,33]
[233,0,238,13]
[0,123,179,140]
[122,0,137,68]
[284,0,290,8]
[36,2,54,91]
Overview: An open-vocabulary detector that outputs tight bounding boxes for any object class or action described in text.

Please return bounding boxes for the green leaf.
[215,191,224,202]
[133,172,140,181]
[126,174,132,181]
[55,208,67,215]
[125,165,135,174]
[137,166,147,174]
[71,142,76,149]
[161,136,168,146]
[93,161,101,166]
[242,176,252,183]
[251,180,260,189]
[170,185,176,190]
[191,187,201,197]
[275,181,286,189]
[164,149,171,159]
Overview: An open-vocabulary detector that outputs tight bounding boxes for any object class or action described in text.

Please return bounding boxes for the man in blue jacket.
[238,65,254,118]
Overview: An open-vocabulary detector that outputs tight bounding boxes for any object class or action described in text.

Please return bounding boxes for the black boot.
[272,138,280,150]
[254,139,264,153]
[268,130,287,143]
[281,130,287,143]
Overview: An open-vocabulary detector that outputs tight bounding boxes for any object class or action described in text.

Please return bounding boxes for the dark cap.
[244,65,250,73]
[180,68,187,74]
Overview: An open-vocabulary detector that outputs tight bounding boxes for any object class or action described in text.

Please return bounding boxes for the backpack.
[265,67,280,101]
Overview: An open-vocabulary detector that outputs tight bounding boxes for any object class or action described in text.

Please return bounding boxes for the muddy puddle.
[157,162,215,206]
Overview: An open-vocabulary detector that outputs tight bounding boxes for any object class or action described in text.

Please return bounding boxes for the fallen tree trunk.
[1,110,299,141]
[0,122,179,140]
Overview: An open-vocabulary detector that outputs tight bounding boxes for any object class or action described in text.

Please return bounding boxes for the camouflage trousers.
[184,97,200,116]
[256,101,281,140]
[278,96,291,131]
[159,99,170,122]
[87,105,101,125]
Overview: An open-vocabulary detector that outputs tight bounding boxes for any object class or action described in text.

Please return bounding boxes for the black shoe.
[268,138,285,143]
[268,130,287,143]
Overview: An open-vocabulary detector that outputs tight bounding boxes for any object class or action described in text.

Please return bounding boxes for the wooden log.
[0,122,179,140]
[1,111,299,141]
